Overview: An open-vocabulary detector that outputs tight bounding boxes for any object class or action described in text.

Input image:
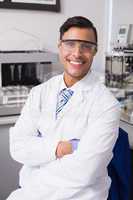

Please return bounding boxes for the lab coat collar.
[59,70,99,93]
[73,70,99,92]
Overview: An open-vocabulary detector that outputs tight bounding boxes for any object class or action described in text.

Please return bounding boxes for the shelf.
[0,51,56,64]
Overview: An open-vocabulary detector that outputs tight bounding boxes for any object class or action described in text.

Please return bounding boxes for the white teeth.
[70,61,83,65]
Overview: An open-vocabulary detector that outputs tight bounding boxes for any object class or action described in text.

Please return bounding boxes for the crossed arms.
[9,86,121,190]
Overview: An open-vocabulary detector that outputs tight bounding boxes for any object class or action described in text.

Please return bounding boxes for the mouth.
[70,60,83,65]
[67,59,85,66]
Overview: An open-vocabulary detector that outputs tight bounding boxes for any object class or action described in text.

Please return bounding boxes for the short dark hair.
[59,16,98,44]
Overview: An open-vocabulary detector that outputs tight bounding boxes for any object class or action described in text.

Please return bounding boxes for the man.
[7,16,120,200]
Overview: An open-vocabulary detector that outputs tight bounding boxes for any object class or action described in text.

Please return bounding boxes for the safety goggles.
[61,39,97,54]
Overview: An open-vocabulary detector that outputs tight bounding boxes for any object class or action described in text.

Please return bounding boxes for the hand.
[56,141,73,159]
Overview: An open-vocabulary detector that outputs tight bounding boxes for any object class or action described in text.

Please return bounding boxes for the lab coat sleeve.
[44,101,121,189]
[9,86,59,166]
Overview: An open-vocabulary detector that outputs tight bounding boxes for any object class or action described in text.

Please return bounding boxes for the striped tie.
[56,88,74,118]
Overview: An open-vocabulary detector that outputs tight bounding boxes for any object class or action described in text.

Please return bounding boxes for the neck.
[63,73,81,88]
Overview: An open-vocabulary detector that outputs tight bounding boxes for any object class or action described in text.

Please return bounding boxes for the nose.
[72,44,82,57]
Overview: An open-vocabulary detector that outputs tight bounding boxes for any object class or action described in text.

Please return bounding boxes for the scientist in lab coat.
[7,16,121,200]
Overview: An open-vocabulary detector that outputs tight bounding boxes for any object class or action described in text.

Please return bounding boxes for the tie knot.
[59,88,74,99]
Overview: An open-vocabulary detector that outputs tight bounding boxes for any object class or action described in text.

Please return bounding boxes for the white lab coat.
[7,71,121,200]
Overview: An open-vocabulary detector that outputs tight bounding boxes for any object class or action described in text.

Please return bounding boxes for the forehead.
[62,27,96,43]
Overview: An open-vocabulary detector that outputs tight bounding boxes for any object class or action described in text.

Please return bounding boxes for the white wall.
[0,0,108,72]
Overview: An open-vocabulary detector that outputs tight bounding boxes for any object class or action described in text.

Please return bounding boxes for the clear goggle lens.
[61,39,97,53]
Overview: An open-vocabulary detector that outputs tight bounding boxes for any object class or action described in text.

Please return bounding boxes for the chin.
[68,71,86,80]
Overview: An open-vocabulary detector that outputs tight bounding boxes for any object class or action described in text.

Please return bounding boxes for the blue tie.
[56,88,74,118]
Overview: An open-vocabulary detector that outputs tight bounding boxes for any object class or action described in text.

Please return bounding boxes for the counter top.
[0,115,18,125]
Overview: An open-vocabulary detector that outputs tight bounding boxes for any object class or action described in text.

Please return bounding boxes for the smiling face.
[58,27,97,87]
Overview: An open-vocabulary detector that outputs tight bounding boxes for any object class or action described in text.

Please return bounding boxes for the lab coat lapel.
[55,70,96,120]
[56,91,84,120]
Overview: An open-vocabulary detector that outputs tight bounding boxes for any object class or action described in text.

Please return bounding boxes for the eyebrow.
[61,39,97,46]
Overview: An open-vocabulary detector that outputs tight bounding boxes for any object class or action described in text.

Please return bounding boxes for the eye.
[65,41,75,48]
[81,42,96,53]
[82,43,93,50]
